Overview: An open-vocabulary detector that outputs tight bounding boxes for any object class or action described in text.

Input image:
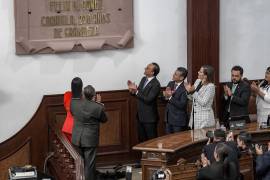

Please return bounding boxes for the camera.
[152,169,166,180]
[206,130,214,143]
[251,143,268,153]
[206,130,214,139]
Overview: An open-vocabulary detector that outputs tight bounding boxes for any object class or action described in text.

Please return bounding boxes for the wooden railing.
[48,127,84,180]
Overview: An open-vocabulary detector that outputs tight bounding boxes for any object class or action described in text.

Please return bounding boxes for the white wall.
[0,0,187,142]
[220,0,270,82]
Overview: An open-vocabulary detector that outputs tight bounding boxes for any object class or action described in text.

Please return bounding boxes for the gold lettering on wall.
[49,0,103,12]
[53,26,99,38]
[64,26,99,37]
[43,0,109,38]
[41,13,110,27]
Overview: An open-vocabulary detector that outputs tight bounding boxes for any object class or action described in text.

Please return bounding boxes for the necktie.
[228,84,238,112]
[143,79,148,89]
[173,83,177,91]
[232,84,237,94]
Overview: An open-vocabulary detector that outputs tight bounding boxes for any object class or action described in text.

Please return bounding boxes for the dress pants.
[74,146,97,180]
[137,119,157,142]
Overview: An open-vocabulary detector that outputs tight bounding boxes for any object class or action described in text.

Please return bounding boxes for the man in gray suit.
[71,85,108,180]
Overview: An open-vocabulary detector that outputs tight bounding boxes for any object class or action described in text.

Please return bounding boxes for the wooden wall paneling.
[0,138,31,179]
[0,97,49,172]
[98,98,130,154]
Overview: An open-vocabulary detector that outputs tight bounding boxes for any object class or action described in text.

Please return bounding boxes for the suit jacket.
[256,151,270,180]
[136,76,161,123]
[71,99,108,147]
[189,79,215,129]
[197,161,238,180]
[165,81,188,126]
[223,80,251,121]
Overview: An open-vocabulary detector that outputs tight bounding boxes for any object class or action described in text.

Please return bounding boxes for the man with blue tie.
[127,63,161,142]
[163,67,188,134]
[223,65,251,128]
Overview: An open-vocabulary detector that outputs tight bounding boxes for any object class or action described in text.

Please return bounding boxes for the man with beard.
[223,65,251,127]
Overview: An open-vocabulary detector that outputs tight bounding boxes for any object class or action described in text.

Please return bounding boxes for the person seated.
[62,77,83,142]
[255,142,270,180]
[197,143,238,180]
[251,67,270,126]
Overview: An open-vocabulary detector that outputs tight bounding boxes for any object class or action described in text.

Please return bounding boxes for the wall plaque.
[14,0,133,54]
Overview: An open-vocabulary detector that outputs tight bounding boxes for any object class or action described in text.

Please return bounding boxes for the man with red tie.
[163,67,188,134]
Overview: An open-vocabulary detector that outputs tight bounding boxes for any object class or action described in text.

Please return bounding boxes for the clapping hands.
[223,85,232,96]
[255,142,270,155]
[185,83,195,93]
[163,87,172,99]
[251,81,259,93]
[96,94,101,103]
[127,80,137,94]
[226,131,234,141]
[255,144,264,155]
[201,153,210,167]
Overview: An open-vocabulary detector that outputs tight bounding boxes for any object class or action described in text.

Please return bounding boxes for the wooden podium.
[133,123,270,180]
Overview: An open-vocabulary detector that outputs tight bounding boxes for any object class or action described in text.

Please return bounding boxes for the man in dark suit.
[163,67,188,134]
[223,65,251,127]
[127,62,161,142]
[71,85,108,180]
